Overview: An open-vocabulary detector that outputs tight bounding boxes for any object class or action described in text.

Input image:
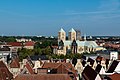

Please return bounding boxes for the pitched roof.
[69,28,76,32]
[42,62,61,69]
[64,40,99,48]
[81,60,86,67]
[87,58,95,67]
[0,61,13,80]
[7,42,22,46]
[107,60,119,73]
[15,74,72,80]
[59,28,65,33]
[96,56,103,62]
[25,62,34,74]
[108,73,120,80]
[10,58,20,68]
[42,62,77,78]
[24,41,35,46]
[82,65,97,80]
[95,64,102,73]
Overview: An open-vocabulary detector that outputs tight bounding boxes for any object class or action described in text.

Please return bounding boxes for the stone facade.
[57,28,105,55]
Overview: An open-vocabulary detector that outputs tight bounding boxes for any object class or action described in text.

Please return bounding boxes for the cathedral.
[57,28,105,55]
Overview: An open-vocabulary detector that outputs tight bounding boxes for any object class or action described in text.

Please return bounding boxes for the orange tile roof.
[42,62,60,69]
[25,62,34,74]
[10,58,20,68]
[24,41,35,46]
[7,42,22,46]
[42,62,77,79]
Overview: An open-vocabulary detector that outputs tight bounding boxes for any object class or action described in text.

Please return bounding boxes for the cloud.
[63,10,120,15]
[0,9,34,18]
[98,0,120,11]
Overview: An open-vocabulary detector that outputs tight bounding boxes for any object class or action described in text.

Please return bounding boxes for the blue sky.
[0,0,120,36]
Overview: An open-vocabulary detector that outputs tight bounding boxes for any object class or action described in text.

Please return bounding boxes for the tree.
[74,53,82,59]
[18,48,33,61]
[33,48,42,55]
[59,54,65,59]
[34,42,41,48]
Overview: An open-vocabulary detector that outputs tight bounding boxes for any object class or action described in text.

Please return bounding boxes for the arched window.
[58,40,64,50]
[71,39,78,54]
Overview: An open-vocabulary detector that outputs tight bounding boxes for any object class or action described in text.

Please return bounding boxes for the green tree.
[44,46,52,55]
[33,48,42,55]
[34,42,41,48]
[74,53,82,59]
[18,48,34,61]
[59,54,65,59]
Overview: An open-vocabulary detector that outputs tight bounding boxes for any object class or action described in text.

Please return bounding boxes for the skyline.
[0,0,120,36]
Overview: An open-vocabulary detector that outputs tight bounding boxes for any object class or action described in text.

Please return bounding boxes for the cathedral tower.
[68,28,76,41]
[58,28,66,42]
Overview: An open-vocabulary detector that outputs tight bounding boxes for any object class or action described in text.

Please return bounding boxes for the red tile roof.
[42,62,60,69]
[42,62,77,80]
[10,58,20,68]
[14,74,72,80]
[24,41,35,46]
[25,62,34,74]
[7,42,22,46]
[108,73,120,80]
[0,61,13,80]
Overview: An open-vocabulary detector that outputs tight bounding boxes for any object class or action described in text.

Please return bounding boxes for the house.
[96,56,110,70]
[21,62,34,74]
[16,38,32,42]
[33,60,43,73]
[42,62,77,80]
[82,65,102,80]
[0,47,11,63]
[10,57,20,77]
[7,42,22,52]
[24,41,35,49]
[87,58,94,67]
[0,61,13,80]
[95,64,105,75]
[51,46,58,54]
[106,60,119,73]
[92,60,98,69]
[75,59,83,78]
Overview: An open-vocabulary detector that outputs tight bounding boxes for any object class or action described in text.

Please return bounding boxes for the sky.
[0,0,120,36]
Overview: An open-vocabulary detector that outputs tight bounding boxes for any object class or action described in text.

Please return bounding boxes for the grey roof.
[82,65,98,80]
[107,60,119,73]
[64,40,99,48]
[59,28,65,33]
[69,28,76,32]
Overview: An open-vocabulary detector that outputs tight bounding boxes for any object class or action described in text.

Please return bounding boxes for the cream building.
[57,28,105,55]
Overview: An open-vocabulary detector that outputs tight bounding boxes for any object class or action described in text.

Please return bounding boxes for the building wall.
[68,32,76,41]
[10,68,20,76]
[58,32,66,42]
[24,46,34,49]
[57,28,105,55]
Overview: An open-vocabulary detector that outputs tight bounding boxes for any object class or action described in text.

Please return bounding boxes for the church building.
[57,28,105,55]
